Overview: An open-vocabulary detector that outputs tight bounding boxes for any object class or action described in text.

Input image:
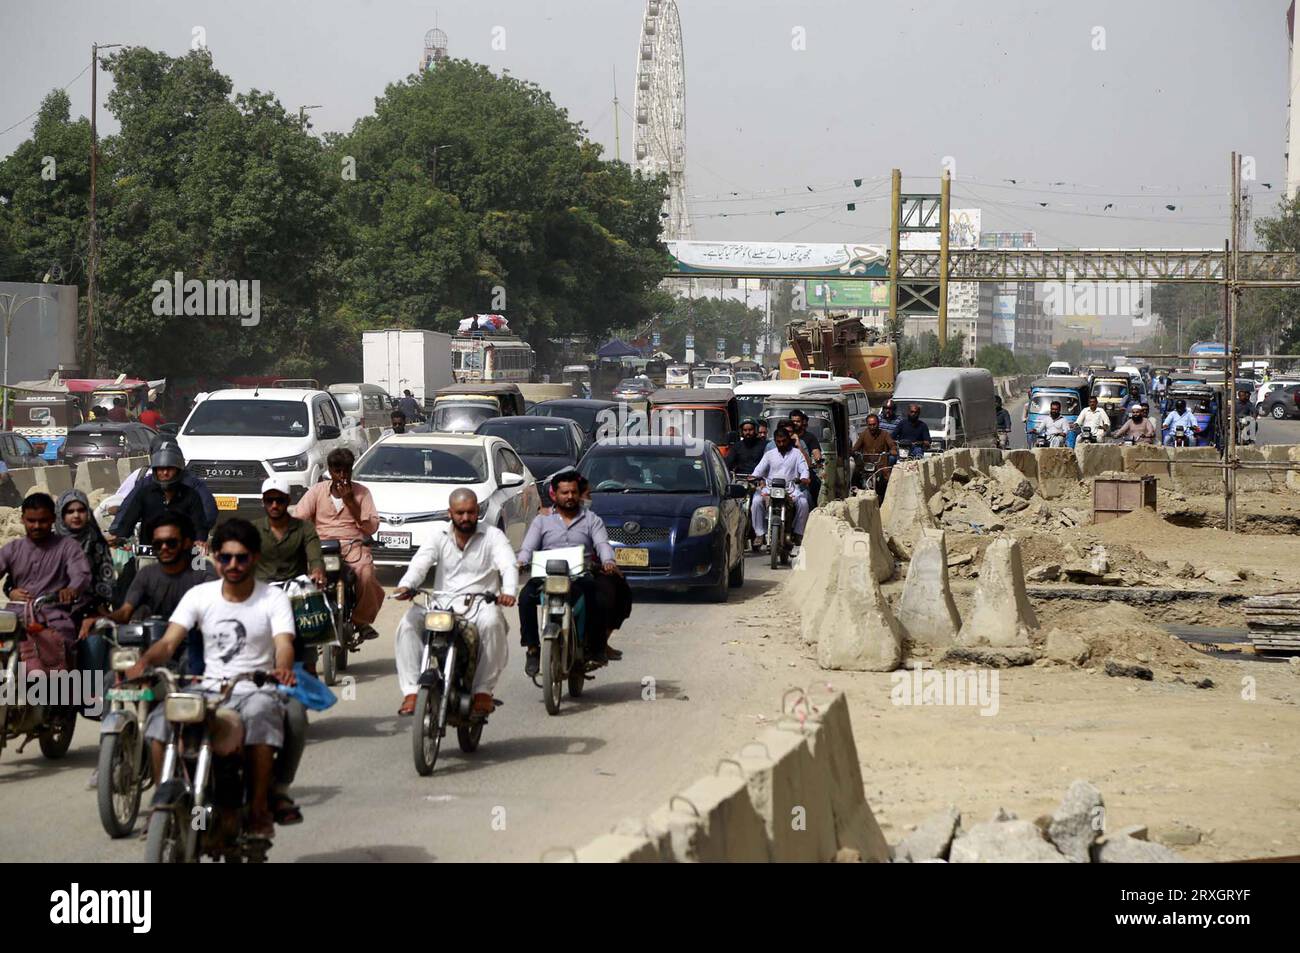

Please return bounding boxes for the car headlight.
[164,693,207,724]
[425,610,456,633]
[110,647,140,672]
[545,574,571,596]
[688,505,720,537]
[268,453,309,472]
[324,555,342,572]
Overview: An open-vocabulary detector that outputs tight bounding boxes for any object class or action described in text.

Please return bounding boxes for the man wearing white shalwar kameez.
[393,488,518,717]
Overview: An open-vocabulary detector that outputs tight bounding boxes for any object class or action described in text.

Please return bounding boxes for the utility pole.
[298,104,321,127]
[888,168,901,341]
[938,168,952,347]
[431,143,455,189]
[1226,152,1242,533]
[612,66,621,162]
[86,41,120,378]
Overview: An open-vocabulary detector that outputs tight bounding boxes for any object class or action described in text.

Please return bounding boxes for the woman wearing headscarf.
[58,489,117,724]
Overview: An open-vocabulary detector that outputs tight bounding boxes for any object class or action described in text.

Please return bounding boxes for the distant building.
[421,28,449,71]
[0,282,79,382]
[977,232,1051,354]
[1289,2,1300,197]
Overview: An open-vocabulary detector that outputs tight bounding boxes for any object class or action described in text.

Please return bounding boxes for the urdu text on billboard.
[665,241,889,278]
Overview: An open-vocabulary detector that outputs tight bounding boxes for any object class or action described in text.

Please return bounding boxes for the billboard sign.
[805,280,890,308]
[665,241,889,278]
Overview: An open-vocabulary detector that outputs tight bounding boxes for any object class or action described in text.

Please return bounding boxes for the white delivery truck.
[362,329,454,409]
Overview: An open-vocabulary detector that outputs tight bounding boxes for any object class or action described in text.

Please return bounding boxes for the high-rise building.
[978,231,1050,354]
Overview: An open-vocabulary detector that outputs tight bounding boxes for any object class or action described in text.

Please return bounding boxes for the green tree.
[331,60,667,366]
[976,344,1018,375]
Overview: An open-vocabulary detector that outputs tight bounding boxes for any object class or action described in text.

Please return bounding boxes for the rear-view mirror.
[318,424,341,440]
[500,471,525,488]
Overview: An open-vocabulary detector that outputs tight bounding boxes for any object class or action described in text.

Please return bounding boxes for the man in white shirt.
[750,425,811,544]
[393,487,518,717]
[1075,395,1111,442]
[129,518,296,839]
[1034,401,1075,447]
[1162,399,1200,446]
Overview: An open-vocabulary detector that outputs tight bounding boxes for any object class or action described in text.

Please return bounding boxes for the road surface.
[0,558,794,862]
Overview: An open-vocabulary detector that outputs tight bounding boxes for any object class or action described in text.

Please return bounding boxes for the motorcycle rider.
[878,399,900,434]
[129,518,296,840]
[96,434,218,533]
[892,404,932,453]
[1034,400,1075,447]
[292,448,384,643]
[108,446,214,547]
[850,413,898,498]
[994,396,1013,446]
[393,487,518,717]
[729,418,766,476]
[749,425,811,548]
[1110,404,1158,444]
[787,409,823,504]
[517,470,624,676]
[1075,395,1111,442]
[1161,399,1200,446]
[0,492,90,663]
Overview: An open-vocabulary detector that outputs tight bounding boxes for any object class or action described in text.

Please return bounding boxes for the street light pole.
[86,41,121,377]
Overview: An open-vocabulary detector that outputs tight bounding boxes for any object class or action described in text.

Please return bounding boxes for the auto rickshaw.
[1161,384,1220,449]
[1025,375,1090,448]
[644,388,740,458]
[12,393,84,461]
[1090,374,1133,428]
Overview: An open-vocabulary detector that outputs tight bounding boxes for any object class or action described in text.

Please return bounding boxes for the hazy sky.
[0,0,1290,249]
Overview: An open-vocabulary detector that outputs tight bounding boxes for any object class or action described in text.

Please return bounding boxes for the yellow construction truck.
[780,316,897,404]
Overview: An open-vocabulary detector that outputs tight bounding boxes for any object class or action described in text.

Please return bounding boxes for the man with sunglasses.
[129,519,296,840]
[100,512,216,674]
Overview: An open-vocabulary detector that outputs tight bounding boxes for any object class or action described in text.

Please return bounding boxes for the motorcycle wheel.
[97,728,143,838]
[144,808,187,863]
[411,686,442,776]
[336,641,350,672]
[457,723,483,753]
[39,708,76,759]
[568,664,586,698]
[769,521,783,571]
[541,638,563,715]
[321,637,339,686]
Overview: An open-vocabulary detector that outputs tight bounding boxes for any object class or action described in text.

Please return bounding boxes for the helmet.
[150,447,185,471]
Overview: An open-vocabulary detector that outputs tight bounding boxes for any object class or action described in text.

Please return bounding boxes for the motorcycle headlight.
[424,610,456,633]
[110,647,140,672]
[545,574,571,596]
[269,453,309,473]
[0,610,16,635]
[688,505,720,537]
[164,692,207,724]
[324,555,342,573]
[769,486,787,500]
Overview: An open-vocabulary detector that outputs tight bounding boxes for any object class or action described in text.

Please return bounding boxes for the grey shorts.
[145,688,285,748]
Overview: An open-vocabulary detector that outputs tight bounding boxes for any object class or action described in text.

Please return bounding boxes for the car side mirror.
[500,471,525,488]
[727,482,748,500]
[318,424,341,440]
[725,430,737,445]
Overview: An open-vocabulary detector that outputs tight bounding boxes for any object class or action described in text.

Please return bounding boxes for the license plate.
[106,687,154,702]
[215,495,239,511]
[615,547,649,567]
[378,531,412,550]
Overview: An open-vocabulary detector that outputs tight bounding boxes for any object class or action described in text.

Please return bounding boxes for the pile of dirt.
[1036,602,1210,675]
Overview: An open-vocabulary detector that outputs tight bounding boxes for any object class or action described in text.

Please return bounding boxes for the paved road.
[1006,398,1300,449]
[0,557,792,862]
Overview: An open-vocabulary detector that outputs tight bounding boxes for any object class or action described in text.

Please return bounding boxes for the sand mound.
[1038,602,1207,674]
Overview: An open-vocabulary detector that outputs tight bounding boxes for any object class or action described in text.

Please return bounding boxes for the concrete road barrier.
[815,538,904,671]
[6,468,40,497]
[1001,449,1039,490]
[1289,446,1300,492]
[881,459,938,544]
[958,537,1039,648]
[570,832,662,863]
[643,771,772,862]
[34,465,73,498]
[1120,445,1169,482]
[1235,447,1273,492]
[1075,443,1123,479]
[968,447,1003,476]
[117,456,149,483]
[842,494,893,583]
[896,529,962,649]
[1033,447,1081,499]
[1168,446,1221,495]
[74,459,121,495]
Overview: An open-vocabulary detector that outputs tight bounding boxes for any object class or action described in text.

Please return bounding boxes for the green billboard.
[804,279,890,308]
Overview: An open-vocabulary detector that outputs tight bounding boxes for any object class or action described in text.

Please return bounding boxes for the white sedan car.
[353,432,542,567]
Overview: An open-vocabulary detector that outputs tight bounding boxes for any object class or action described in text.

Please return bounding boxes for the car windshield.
[354,444,487,482]
[890,400,947,432]
[531,403,604,435]
[582,451,712,493]
[184,400,308,437]
[762,402,838,448]
[646,407,729,443]
[480,421,572,456]
[431,403,497,432]
[1093,383,1128,400]
[705,376,732,386]
[616,379,646,390]
[1028,394,1081,415]
[65,430,126,450]
[332,393,362,412]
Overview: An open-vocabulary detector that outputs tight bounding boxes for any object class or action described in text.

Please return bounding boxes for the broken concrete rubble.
[893,806,960,863]
[1047,780,1105,863]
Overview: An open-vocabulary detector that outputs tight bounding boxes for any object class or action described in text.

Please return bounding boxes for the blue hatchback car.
[578,438,750,601]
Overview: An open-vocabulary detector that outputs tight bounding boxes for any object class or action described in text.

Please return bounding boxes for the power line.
[0,63,93,139]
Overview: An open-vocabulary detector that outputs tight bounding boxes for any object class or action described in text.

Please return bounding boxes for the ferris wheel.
[634,0,691,240]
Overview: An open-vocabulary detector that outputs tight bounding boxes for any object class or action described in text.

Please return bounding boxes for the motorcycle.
[1171,424,1192,448]
[1077,426,1098,445]
[532,552,615,716]
[1032,433,1051,448]
[411,589,500,775]
[144,670,283,863]
[317,539,371,686]
[996,429,1011,450]
[850,452,887,500]
[896,440,926,460]
[94,616,171,838]
[765,477,796,570]
[0,594,78,762]
[1236,414,1257,447]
